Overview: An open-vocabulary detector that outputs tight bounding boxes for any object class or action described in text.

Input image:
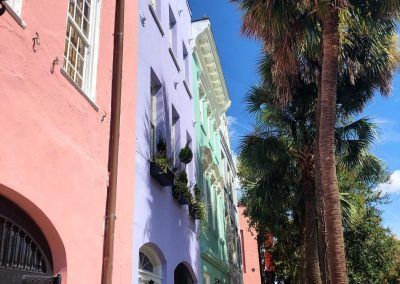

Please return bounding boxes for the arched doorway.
[174,263,194,284]
[138,244,163,284]
[0,196,61,284]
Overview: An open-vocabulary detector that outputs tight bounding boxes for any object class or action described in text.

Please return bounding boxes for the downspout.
[101,0,125,283]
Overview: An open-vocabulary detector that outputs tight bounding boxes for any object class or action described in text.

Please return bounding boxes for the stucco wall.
[0,0,137,282]
[134,0,200,282]
[238,205,262,284]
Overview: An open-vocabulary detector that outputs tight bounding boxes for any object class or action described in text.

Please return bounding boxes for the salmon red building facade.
[0,0,138,283]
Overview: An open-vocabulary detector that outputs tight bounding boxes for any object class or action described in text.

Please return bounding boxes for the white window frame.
[138,246,163,284]
[4,0,21,16]
[3,0,26,28]
[168,6,177,54]
[62,0,102,102]
[150,85,158,159]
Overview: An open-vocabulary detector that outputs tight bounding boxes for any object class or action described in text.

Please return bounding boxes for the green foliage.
[345,208,399,284]
[337,166,400,284]
[154,135,170,174]
[154,154,170,174]
[189,185,207,228]
[179,145,193,165]
[173,171,191,201]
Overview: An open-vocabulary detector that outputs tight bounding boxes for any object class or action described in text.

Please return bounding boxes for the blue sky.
[189,0,400,237]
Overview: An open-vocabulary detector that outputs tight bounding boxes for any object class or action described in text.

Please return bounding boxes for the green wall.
[193,54,231,284]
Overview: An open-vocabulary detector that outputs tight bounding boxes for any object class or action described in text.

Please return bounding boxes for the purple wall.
[133,0,199,282]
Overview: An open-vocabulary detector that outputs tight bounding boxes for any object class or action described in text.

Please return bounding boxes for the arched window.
[0,196,60,284]
[138,245,162,284]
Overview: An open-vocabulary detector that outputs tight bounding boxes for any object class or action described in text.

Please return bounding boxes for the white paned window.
[6,0,22,16]
[138,245,162,284]
[183,42,189,81]
[168,6,177,54]
[63,0,100,100]
[171,106,180,167]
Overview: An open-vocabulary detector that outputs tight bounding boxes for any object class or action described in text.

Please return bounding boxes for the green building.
[192,18,243,284]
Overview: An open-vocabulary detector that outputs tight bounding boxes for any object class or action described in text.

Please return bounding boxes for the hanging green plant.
[172,170,191,204]
[189,197,206,221]
[179,144,193,165]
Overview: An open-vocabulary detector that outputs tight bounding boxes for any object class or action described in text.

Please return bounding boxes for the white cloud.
[374,117,395,125]
[226,115,238,142]
[372,117,400,144]
[377,170,400,195]
[226,115,237,128]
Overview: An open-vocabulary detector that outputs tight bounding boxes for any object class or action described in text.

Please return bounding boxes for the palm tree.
[231,1,399,282]
[241,82,380,284]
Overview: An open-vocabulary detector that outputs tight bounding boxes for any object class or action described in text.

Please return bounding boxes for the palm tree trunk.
[318,6,348,284]
[297,217,307,284]
[302,165,322,284]
[315,74,330,284]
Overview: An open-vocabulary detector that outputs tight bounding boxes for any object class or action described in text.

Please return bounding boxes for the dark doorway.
[174,263,194,284]
[0,196,61,284]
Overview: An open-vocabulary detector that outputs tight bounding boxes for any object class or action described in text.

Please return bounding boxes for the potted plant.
[189,198,206,220]
[150,135,175,186]
[171,145,194,205]
[172,171,191,205]
[178,144,193,166]
[189,184,206,220]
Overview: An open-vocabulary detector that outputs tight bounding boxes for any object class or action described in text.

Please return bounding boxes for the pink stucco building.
[238,204,262,284]
[0,0,137,283]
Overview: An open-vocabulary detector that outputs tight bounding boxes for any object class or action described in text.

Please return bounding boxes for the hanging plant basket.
[150,161,174,187]
[189,204,202,220]
[172,186,189,205]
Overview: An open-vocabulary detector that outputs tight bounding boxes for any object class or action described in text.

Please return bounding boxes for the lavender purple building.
[133,0,199,283]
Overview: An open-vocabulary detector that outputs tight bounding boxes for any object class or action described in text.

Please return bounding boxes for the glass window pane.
[83,20,90,37]
[67,63,75,78]
[77,56,84,76]
[68,0,75,17]
[78,39,85,56]
[68,47,77,65]
[70,29,78,47]
[75,75,83,88]
[77,0,83,10]
[75,8,83,28]
[84,2,90,20]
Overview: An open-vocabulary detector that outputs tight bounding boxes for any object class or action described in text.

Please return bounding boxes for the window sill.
[60,68,99,112]
[168,48,181,72]
[148,4,164,36]
[183,80,192,99]
[3,2,26,28]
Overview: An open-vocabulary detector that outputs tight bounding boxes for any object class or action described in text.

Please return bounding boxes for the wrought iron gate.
[0,196,61,284]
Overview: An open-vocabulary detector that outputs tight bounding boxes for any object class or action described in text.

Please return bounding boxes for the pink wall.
[238,205,262,284]
[0,0,137,282]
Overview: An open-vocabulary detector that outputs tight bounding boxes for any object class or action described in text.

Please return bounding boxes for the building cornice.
[192,20,231,119]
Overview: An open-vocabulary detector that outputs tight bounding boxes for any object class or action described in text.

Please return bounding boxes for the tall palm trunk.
[301,162,322,284]
[318,6,348,284]
[315,74,329,284]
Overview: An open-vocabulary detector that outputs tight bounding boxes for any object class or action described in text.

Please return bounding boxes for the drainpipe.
[101,0,125,283]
